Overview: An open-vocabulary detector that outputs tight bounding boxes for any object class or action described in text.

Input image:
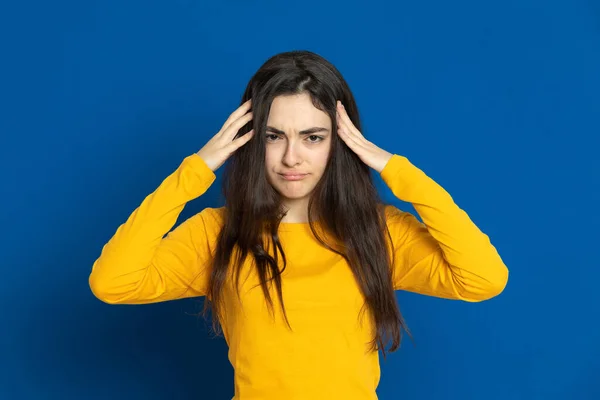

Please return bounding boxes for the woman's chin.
[276,186,313,200]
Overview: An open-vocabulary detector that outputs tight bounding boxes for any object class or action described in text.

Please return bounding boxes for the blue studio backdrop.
[1,1,599,399]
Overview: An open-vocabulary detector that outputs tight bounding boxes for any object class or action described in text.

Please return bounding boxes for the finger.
[339,111,362,139]
[221,99,252,133]
[224,99,251,129]
[337,110,372,153]
[226,129,255,150]
[337,111,367,148]
[336,111,360,145]
[337,125,362,152]
[337,105,364,141]
[223,111,253,141]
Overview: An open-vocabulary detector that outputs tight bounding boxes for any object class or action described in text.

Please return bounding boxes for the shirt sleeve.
[380,154,509,302]
[88,153,222,304]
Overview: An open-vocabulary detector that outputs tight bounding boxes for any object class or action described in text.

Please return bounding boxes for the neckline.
[278,221,313,233]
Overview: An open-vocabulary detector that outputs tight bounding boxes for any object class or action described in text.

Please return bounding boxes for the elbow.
[453,259,509,302]
[89,274,110,303]
[89,254,119,304]
[89,273,123,305]
[475,263,509,301]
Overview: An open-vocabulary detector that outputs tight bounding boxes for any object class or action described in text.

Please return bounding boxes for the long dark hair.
[201,50,410,359]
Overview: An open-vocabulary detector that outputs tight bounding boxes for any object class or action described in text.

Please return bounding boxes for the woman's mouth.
[279,173,308,181]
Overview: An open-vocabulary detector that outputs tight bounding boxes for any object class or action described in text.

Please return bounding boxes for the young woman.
[89,50,508,399]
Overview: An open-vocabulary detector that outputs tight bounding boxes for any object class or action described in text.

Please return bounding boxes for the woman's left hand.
[336,100,393,174]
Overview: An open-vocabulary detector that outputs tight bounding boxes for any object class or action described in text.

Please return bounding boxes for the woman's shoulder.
[188,206,226,234]
[381,203,403,218]
[381,203,414,227]
[199,205,225,217]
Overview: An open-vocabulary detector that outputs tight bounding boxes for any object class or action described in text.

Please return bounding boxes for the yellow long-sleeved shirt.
[89,153,508,399]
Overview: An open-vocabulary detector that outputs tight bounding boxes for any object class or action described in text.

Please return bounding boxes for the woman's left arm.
[336,101,508,301]
[379,155,508,301]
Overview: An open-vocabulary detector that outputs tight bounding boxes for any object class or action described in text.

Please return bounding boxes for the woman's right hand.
[196,99,254,172]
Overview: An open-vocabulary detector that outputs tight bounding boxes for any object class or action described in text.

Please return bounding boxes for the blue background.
[1,0,598,399]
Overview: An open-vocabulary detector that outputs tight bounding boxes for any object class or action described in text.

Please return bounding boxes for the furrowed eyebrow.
[266,126,329,135]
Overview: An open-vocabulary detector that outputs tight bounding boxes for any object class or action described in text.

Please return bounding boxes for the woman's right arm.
[88,154,220,304]
[89,99,255,304]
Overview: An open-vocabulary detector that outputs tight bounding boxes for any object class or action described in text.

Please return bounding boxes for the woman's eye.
[265,134,323,143]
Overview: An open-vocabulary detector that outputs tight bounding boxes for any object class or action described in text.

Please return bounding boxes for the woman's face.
[264,92,333,205]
